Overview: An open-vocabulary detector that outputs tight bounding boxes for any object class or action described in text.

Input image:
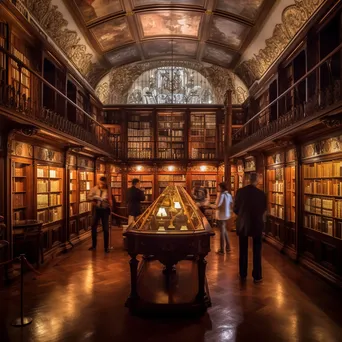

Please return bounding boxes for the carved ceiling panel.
[142,39,198,59]
[209,16,250,49]
[74,0,122,23]
[90,17,133,51]
[105,45,141,67]
[203,44,235,68]
[137,11,202,38]
[216,0,264,21]
[132,0,205,7]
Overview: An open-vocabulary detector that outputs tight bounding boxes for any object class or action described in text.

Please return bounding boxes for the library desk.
[124,186,214,315]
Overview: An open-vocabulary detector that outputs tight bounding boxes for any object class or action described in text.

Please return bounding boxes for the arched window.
[127,66,215,105]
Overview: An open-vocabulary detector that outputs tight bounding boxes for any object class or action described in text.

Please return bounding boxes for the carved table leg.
[126,254,139,307]
[196,255,207,303]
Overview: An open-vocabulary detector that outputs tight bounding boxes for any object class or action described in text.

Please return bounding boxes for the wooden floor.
[1,229,342,342]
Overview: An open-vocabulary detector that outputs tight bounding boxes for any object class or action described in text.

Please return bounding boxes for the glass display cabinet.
[124,186,214,314]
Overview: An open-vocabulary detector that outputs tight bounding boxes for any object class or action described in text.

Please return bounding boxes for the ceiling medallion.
[26,0,105,86]
[236,0,324,87]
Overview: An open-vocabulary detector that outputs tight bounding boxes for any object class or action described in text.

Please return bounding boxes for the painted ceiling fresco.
[66,0,273,72]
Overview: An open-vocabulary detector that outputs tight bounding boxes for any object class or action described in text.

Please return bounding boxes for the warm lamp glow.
[174,202,181,209]
[157,207,167,217]
[200,165,207,171]
[168,165,174,171]
[137,165,143,171]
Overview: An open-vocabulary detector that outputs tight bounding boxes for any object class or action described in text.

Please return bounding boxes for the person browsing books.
[88,176,112,253]
[127,178,145,225]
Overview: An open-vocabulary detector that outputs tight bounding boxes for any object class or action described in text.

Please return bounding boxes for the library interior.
[0,0,342,341]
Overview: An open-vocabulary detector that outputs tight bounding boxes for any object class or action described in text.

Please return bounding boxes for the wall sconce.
[200,165,207,171]
[137,165,143,171]
[168,165,174,171]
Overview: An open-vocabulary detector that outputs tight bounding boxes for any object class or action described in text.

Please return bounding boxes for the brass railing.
[0,45,120,157]
[231,42,342,156]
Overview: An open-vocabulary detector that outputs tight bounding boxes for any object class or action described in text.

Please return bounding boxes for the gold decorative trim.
[26,0,105,86]
[96,60,248,105]
[236,0,324,87]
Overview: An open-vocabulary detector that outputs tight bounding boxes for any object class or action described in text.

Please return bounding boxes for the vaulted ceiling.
[65,0,275,70]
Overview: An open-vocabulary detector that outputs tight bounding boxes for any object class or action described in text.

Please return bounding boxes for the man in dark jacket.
[233,172,267,283]
[127,178,145,225]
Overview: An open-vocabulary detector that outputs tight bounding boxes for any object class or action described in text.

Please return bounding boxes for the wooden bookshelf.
[69,169,77,218]
[157,174,186,194]
[79,170,94,214]
[12,162,30,222]
[128,113,153,159]
[285,165,296,223]
[36,165,63,225]
[303,160,342,239]
[157,112,185,159]
[110,165,122,203]
[127,173,153,203]
[96,162,106,184]
[11,45,30,99]
[267,168,285,220]
[189,113,216,159]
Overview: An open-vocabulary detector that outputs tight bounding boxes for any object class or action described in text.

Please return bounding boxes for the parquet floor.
[1,229,342,342]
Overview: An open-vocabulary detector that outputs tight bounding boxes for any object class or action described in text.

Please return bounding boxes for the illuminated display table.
[124,186,214,314]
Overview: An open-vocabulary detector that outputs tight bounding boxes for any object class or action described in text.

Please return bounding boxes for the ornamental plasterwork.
[96,60,248,105]
[236,0,325,87]
[26,0,105,86]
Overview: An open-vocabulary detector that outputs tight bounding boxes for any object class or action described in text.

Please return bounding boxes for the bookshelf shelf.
[158,174,186,194]
[127,173,153,203]
[110,166,122,203]
[12,162,30,222]
[79,170,94,215]
[267,168,284,220]
[303,161,342,239]
[190,113,216,160]
[36,165,64,225]
[191,174,217,203]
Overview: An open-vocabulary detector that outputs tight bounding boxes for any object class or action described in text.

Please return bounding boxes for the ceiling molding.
[235,0,325,87]
[95,60,248,105]
[26,0,106,86]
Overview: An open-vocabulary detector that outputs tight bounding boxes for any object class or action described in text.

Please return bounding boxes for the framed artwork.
[138,10,202,38]
[142,39,198,58]
[90,17,133,51]
[209,16,249,49]
[216,0,264,21]
[74,0,122,23]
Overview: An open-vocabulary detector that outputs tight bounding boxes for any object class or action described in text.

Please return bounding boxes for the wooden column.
[295,143,302,261]
[224,90,232,190]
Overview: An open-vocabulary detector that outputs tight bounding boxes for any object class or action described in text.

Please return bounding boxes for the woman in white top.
[215,182,233,255]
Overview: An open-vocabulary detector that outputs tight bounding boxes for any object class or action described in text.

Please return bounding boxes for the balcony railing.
[0,45,118,156]
[231,42,342,156]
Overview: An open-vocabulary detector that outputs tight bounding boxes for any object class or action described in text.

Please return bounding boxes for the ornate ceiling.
[24,0,326,92]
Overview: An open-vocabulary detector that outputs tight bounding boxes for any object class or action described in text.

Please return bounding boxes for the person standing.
[233,173,267,283]
[192,181,210,213]
[215,182,233,255]
[88,176,112,253]
[127,178,145,225]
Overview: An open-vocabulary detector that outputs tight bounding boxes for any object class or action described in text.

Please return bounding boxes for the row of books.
[334,200,342,218]
[79,202,92,214]
[157,151,185,159]
[158,122,184,129]
[270,181,284,192]
[191,150,216,159]
[159,130,184,137]
[158,142,184,148]
[304,214,333,236]
[271,193,284,205]
[111,181,121,188]
[128,142,152,149]
[304,162,342,178]
[269,205,284,219]
[79,172,93,181]
[128,137,151,142]
[304,180,342,196]
[14,168,25,177]
[37,207,63,224]
[128,151,152,159]
[80,181,91,191]
[159,175,186,181]
[128,122,151,129]
[128,128,151,137]
[305,197,333,209]
[112,188,121,195]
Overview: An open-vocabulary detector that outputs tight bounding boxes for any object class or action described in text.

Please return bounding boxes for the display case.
[124,186,214,314]
[36,165,63,225]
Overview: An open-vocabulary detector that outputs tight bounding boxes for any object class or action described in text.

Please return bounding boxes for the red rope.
[23,257,41,276]
[0,256,20,266]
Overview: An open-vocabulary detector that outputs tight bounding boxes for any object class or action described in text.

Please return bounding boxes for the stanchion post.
[12,254,33,327]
